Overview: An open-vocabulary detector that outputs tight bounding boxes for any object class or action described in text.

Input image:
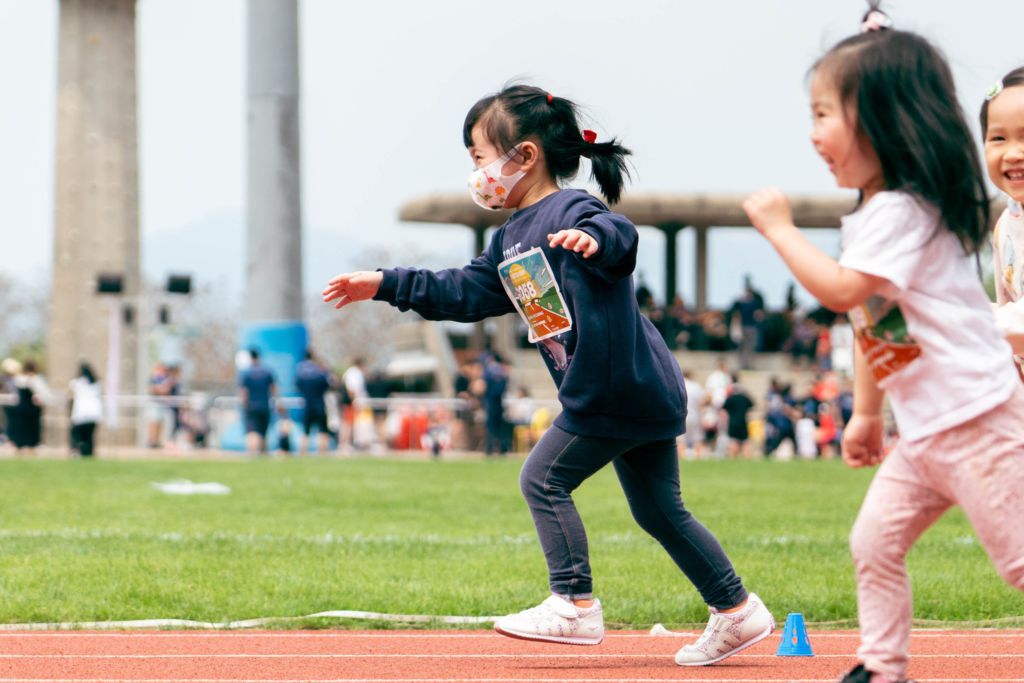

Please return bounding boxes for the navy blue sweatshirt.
[374,189,686,440]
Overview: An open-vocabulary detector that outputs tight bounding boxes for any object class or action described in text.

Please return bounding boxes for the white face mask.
[467,146,526,210]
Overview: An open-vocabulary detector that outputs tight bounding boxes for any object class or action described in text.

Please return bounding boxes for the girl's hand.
[742,188,796,238]
[548,229,599,258]
[322,271,383,309]
[841,413,885,468]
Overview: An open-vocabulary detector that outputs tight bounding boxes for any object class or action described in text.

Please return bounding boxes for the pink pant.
[850,390,1024,681]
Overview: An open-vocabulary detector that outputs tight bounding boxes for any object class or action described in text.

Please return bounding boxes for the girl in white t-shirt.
[982,67,1024,359]
[743,6,1024,683]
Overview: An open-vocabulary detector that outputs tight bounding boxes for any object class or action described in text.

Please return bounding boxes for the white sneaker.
[494,595,604,646]
[675,592,775,666]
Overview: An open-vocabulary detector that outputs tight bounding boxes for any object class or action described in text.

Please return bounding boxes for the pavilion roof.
[398,192,859,229]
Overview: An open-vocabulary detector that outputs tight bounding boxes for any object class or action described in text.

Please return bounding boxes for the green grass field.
[0,456,1020,628]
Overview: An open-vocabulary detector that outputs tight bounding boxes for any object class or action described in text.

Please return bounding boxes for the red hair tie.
[546,92,553,104]
[582,129,597,144]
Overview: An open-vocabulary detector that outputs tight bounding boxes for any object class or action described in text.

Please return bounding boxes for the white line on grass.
[0,631,1020,638]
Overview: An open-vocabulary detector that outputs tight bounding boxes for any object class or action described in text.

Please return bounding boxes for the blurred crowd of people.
[1,356,102,457]
[635,275,855,376]
[2,284,856,459]
[452,351,554,457]
[679,356,868,461]
[228,348,554,459]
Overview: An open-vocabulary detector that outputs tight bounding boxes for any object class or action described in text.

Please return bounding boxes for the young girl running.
[983,67,1024,360]
[743,8,1024,683]
[322,84,773,666]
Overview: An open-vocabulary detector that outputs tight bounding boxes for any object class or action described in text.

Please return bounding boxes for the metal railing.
[0,391,562,454]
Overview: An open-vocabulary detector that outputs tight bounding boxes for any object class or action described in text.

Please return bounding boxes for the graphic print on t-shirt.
[997,210,1024,301]
[497,247,573,343]
[847,296,921,383]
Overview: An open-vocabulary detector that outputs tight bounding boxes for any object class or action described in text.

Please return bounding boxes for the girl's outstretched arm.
[553,193,638,283]
[325,249,515,323]
[743,188,886,312]
[322,271,384,309]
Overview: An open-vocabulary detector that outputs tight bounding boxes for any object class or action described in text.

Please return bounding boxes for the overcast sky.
[1,0,1019,309]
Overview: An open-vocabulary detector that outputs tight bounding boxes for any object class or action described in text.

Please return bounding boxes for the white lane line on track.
[0,653,1019,659]
[0,678,1019,683]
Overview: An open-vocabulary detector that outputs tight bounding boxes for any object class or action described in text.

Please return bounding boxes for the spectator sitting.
[816,402,838,460]
[786,313,818,367]
[763,377,796,458]
[667,294,702,350]
[699,310,732,351]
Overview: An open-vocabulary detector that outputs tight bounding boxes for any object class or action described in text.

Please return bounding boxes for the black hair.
[813,5,990,255]
[249,348,260,361]
[462,84,632,204]
[78,362,97,384]
[980,67,1024,138]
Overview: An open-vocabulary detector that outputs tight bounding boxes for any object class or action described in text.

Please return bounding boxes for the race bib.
[497,247,573,343]
[847,296,921,383]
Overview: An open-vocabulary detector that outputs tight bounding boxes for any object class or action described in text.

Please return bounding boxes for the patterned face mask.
[467,146,526,210]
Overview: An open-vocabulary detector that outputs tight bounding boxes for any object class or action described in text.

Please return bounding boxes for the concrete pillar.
[694,225,709,313]
[49,0,140,398]
[658,222,684,308]
[246,0,302,323]
[220,0,306,450]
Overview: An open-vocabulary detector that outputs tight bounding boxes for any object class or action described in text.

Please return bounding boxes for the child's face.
[984,85,1024,204]
[468,125,521,172]
[468,125,500,169]
[467,124,528,207]
[809,71,885,199]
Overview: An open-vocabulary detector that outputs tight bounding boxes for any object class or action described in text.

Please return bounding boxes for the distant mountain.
[143,208,245,298]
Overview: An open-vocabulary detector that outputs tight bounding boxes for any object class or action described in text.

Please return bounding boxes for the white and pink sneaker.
[675,592,775,666]
[494,595,604,646]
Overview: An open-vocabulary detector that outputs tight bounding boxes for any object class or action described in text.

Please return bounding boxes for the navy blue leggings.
[519,424,747,609]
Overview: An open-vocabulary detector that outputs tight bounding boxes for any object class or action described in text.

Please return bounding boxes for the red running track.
[0,629,1021,682]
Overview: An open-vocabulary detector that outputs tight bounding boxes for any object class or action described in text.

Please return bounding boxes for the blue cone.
[776,612,814,656]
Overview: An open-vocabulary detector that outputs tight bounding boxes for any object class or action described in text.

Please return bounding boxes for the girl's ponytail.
[581,138,631,205]
[463,84,632,204]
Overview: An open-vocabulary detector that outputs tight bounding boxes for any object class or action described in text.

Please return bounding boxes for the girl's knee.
[849,513,891,566]
[995,557,1024,590]
[629,496,688,539]
[629,506,662,535]
[518,460,543,499]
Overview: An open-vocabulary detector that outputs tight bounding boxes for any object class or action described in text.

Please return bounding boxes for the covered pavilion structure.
[398,192,858,312]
